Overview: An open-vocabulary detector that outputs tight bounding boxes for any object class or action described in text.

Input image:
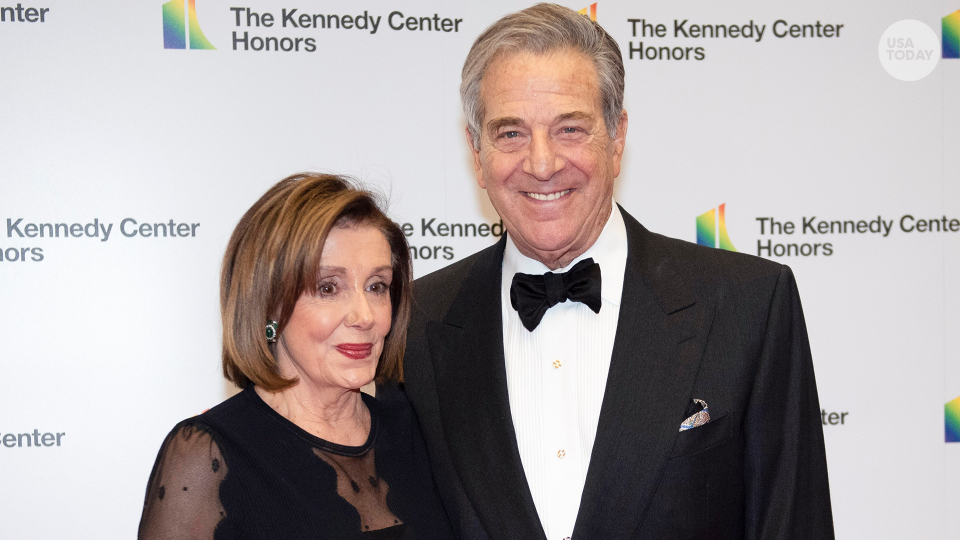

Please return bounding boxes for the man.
[402,4,834,539]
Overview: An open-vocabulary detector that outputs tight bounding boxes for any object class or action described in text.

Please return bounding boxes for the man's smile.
[523,189,571,201]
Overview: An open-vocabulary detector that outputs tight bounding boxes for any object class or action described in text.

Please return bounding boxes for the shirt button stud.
[557,449,566,459]
[552,359,562,369]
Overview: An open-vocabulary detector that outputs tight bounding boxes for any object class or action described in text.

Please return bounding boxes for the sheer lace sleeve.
[138,423,228,540]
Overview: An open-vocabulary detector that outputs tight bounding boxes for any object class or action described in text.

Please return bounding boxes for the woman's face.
[276,224,393,393]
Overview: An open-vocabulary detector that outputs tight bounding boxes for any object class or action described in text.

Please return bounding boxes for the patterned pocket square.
[679,399,710,432]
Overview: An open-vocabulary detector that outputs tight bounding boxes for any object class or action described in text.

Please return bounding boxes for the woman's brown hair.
[220,173,412,391]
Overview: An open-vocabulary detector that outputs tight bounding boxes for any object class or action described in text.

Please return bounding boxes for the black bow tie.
[509,258,602,331]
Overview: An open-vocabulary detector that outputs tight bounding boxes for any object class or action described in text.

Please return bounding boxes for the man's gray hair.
[461,3,625,151]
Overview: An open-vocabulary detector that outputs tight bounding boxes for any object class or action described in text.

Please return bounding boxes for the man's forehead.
[478,50,602,127]
[483,48,595,79]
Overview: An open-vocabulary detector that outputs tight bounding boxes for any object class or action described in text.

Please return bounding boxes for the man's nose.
[522,131,563,181]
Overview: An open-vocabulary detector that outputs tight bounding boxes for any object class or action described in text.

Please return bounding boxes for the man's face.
[469,49,627,269]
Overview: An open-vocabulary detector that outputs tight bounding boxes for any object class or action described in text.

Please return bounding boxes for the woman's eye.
[368,282,389,295]
[318,283,337,296]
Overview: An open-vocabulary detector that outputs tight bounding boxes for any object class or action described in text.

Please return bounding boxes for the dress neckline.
[243,385,379,457]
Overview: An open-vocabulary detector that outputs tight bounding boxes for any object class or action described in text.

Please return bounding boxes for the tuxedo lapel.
[573,209,713,539]
[426,238,547,540]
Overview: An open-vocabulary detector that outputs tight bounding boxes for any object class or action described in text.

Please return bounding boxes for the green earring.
[266,320,278,343]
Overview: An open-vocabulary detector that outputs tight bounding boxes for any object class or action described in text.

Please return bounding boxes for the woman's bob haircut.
[220,172,412,391]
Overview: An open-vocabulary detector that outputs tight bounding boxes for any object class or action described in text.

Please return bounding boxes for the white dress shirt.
[500,202,628,540]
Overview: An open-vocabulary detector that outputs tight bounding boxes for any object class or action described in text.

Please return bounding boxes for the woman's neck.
[255,383,371,446]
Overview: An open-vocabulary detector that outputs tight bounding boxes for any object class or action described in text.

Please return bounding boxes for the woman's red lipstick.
[336,343,373,359]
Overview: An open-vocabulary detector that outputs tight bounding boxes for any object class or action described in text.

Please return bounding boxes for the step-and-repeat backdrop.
[1,0,957,537]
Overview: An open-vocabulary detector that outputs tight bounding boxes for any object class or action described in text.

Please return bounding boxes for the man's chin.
[513,231,582,262]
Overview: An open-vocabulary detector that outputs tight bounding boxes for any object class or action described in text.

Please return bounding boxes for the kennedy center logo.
[944,10,960,58]
[696,204,737,252]
[578,3,597,22]
[947,396,960,442]
[163,0,215,49]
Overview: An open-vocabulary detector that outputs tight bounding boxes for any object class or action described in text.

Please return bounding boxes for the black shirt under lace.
[138,387,454,539]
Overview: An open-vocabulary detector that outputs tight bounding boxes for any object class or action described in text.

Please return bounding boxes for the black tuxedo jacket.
[400,208,834,539]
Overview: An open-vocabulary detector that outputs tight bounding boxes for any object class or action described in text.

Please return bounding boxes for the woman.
[138,173,453,539]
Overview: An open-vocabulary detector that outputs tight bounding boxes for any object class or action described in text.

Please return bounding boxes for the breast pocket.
[669,414,732,459]
[643,414,744,538]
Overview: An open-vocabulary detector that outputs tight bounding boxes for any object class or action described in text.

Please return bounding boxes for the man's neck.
[512,202,614,270]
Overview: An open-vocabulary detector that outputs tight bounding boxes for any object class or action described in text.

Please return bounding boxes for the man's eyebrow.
[486,117,525,135]
[556,111,596,123]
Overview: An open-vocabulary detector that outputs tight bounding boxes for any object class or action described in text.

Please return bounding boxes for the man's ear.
[610,110,628,179]
[466,126,486,189]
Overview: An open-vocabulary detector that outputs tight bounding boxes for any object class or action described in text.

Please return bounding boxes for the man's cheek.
[488,164,520,187]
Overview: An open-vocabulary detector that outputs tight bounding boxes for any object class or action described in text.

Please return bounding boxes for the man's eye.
[501,131,520,139]
[562,127,579,133]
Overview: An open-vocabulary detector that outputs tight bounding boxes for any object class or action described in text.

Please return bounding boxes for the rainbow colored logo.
[696,204,737,252]
[947,396,960,442]
[944,10,960,59]
[578,3,597,22]
[163,0,215,50]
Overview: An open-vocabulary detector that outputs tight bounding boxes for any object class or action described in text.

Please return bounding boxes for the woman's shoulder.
[183,386,265,435]
[151,387,258,459]
[153,406,231,470]
[140,416,229,539]
[139,389,254,532]
[155,420,225,472]
[197,386,256,420]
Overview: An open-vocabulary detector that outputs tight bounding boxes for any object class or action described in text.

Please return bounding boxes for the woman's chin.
[336,369,377,392]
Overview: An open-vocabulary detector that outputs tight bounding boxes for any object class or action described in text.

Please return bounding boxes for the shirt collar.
[502,202,628,307]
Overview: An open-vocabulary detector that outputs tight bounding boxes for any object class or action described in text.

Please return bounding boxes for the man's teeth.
[526,190,570,201]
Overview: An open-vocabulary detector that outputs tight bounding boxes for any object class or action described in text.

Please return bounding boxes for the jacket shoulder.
[410,242,502,321]
[651,231,782,281]
[620,205,784,287]
[624,214,792,306]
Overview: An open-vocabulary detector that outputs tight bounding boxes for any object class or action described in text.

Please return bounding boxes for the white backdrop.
[1,1,957,538]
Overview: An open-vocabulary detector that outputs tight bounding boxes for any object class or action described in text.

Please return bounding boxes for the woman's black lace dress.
[138,387,454,539]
